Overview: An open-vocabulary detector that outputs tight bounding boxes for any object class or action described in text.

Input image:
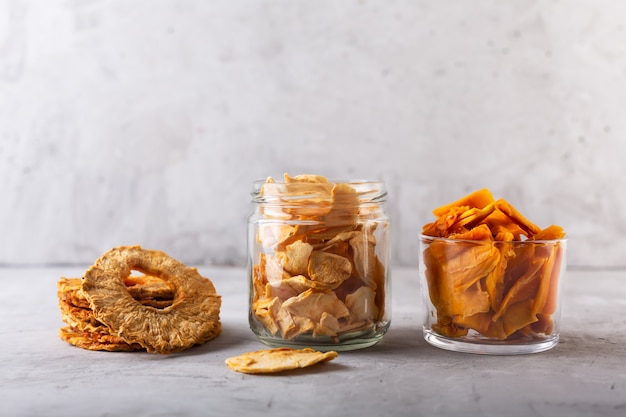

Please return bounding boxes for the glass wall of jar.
[247,174,391,351]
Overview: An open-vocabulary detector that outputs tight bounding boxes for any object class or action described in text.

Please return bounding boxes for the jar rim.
[419,234,567,245]
[251,178,385,186]
[251,178,387,203]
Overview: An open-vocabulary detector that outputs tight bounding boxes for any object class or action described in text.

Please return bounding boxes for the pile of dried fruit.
[421,189,566,341]
[57,245,221,354]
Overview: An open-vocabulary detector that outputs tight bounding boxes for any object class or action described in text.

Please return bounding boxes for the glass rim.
[251,178,385,187]
[419,233,567,245]
[251,178,387,203]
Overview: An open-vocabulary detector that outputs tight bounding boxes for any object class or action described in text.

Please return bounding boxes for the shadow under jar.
[247,177,391,351]
[419,235,566,355]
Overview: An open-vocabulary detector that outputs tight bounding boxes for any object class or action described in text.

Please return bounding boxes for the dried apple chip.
[345,286,378,322]
[276,240,313,276]
[282,289,350,323]
[308,251,352,288]
[225,348,338,374]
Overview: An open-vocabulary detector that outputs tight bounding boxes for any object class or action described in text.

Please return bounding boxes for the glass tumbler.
[419,235,566,355]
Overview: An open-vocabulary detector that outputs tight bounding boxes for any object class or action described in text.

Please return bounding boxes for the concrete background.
[1,0,625,268]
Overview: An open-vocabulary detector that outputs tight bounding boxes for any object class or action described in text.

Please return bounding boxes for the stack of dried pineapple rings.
[248,173,390,351]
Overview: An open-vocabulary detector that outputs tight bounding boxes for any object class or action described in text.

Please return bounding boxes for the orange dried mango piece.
[432,315,469,338]
[531,313,554,335]
[451,203,496,231]
[485,210,527,240]
[533,242,565,316]
[495,198,541,237]
[491,224,516,242]
[449,223,493,241]
[424,240,496,320]
[432,188,495,217]
[448,245,500,292]
[493,257,543,321]
[454,311,507,340]
[532,225,566,241]
[422,205,470,237]
[484,239,515,312]
[499,299,538,338]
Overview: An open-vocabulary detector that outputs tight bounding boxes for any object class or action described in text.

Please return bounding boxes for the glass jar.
[247,175,391,351]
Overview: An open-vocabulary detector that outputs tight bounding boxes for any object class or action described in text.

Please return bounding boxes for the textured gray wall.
[1,0,625,268]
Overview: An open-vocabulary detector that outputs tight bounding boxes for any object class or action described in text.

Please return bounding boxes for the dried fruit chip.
[282,289,350,323]
[345,286,378,322]
[276,240,313,276]
[59,326,143,352]
[225,348,338,374]
[307,251,352,288]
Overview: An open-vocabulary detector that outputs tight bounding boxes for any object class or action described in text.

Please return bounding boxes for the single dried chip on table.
[421,189,566,341]
[225,348,338,374]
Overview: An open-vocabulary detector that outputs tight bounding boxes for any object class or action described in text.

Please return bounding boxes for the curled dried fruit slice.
[282,289,350,323]
[276,240,313,276]
[59,326,143,352]
[225,348,338,374]
[307,251,352,288]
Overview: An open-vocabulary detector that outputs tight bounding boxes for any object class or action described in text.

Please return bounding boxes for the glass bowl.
[419,235,566,355]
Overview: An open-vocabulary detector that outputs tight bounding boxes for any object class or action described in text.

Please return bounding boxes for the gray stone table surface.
[1,266,625,417]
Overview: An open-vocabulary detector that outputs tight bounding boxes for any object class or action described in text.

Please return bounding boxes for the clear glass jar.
[247,176,391,351]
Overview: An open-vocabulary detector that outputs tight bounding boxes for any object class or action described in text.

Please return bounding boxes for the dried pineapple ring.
[82,245,221,354]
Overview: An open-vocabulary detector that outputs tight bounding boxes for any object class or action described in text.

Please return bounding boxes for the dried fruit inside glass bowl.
[420,189,566,344]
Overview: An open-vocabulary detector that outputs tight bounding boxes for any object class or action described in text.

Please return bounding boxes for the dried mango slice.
[484,210,527,240]
[485,236,517,312]
[532,242,564,315]
[428,238,500,292]
[448,223,493,241]
[422,205,470,237]
[495,198,541,237]
[451,203,496,230]
[532,224,566,241]
[432,188,495,217]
